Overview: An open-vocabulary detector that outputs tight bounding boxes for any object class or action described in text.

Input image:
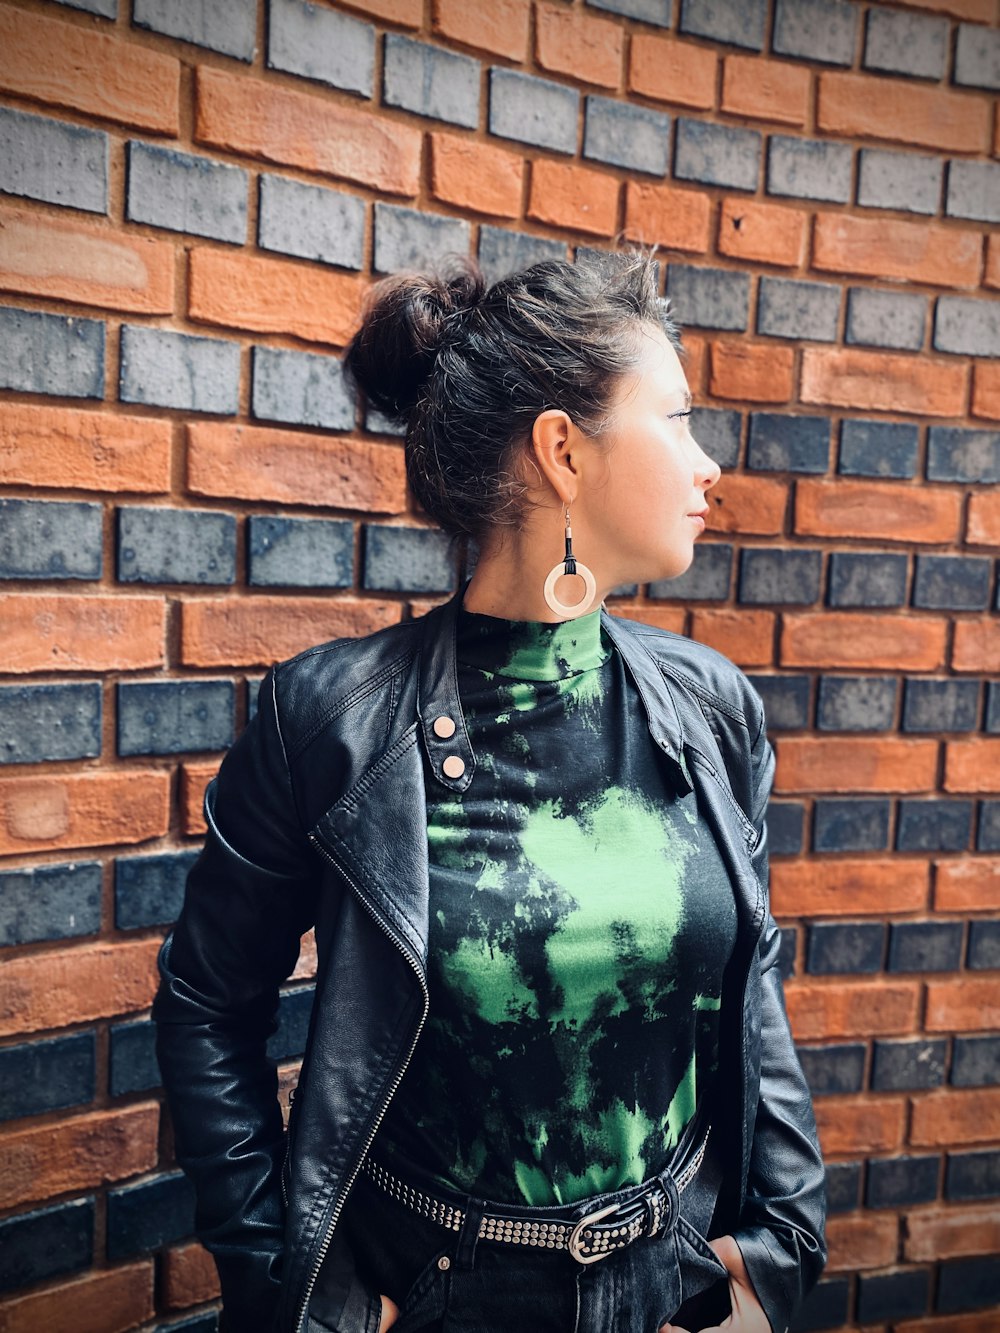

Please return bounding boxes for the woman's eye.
[668,410,692,422]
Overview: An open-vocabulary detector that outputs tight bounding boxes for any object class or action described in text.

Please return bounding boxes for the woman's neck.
[461,526,611,623]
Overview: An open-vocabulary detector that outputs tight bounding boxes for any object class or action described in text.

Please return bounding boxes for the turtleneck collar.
[455,600,612,682]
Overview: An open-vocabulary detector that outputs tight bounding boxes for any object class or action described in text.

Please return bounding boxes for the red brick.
[952,620,1000,673]
[709,341,794,403]
[911,1088,1000,1147]
[181,596,402,668]
[986,235,1000,290]
[181,761,219,837]
[0,770,170,856]
[900,1316,1000,1333]
[0,404,170,493]
[780,612,947,671]
[623,182,711,254]
[771,860,929,917]
[818,71,989,153]
[195,67,420,195]
[801,348,968,418]
[721,55,809,126]
[432,0,529,59]
[163,1242,220,1310]
[189,248,363,347]
[0,6,178,133]
[340,0,422,24]
[535,4,622,88]
[935,859,1000,912]
[945,739,1000,794]
[967,493,1000,546]
[0,938,162,1038]
[971,363,1000,421]
[528,160,619,237]
[795,479,961,545]
[814,1096,907,1157]
[429,133,523,218]
[813,214,982,289]
[906,1206,1000,1262]
[613,605,687,634]
[774,737,938,794]
[0,206,174,314]
[292,930,318,982]
[628,34,717,110]
[787,981,919,1040]
[187,423,407,512]
[688,610,774,667]
[704,474,788,536]
[681,332,706,397]
[1,1104,159,1210]
[927,977,1000,1033]
[825,1213,900,1273]
[717,198,807,268]
[898,0,996,18]
[1,594,166,674]
[0,1262,155,1333]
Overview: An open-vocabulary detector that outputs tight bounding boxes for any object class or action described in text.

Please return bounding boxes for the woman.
[153,250,826,1333]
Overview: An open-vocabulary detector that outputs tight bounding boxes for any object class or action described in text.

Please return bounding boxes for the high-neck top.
[455,603,612,681]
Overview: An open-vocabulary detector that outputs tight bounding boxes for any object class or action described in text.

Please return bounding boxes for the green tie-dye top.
[375,602,737,1207]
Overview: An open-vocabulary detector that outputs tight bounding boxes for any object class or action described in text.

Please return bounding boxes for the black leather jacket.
[153,582,827,1333]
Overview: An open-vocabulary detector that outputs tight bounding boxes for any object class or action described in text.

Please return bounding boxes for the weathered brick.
[117,507,236,586]
[107,1172,196,1260]
[268,0,374,95]
[688,408,740,469]
[872,1038,947,1091]
[109,1020,160,1096]
[856,147,943,216]
[903,679,980,733]
[0,861,102,947]
[2,593,166,675]
[739,548,822,605]
[813,799,891,852]
[945,738,1000,794]
[747,412,829,473]
[649,542,732,601]
[765,801,804,855]
[788,980,919,1041]
[674,119,761,192]
[935,858,1000,912]
[162,1240,221,1310]
[134,0,256,60]
[0,404,170,494]
[867,1154,940,1206]
[120,326,240,416]
[807,920,885,972]
[746,674,810,730]
[838,419,919,479]
[430,132,523,219]
[790,1278,850,1329]
[0,682,101,766]
[0,1261,155,1333]
[623,182,712,255]
[928,427,1000,484]
[248,516,354,588]
[953,621,1000,675]
[980,802,1000,853]
[363,524,456,594]
[865,7,948,80]
[477,226,567,282]
[845,288,926,352]
[687,609,775,667]
[489,68,579,153]
[825,1162,861,1213]
[0,306,104,400]
[432,0,529,57]
[126,141,247,243]
[756,278,839,343]
[258,174,365,269]
[384,32,479,127]
[181,595,401,668]
[934,297,1000,358]
[782,611,946,672]
[0,105,107,215]
[890,918,965,969]
[705,474,789,535]
[946,160,1000,224]
[0,768,170,858]
[587,0,671,24]
[954,21,1000,90]
[937,1255,1000,1314]
[718,198,807,269]
[914,554,993,611]
[827,552,908,609]
[583,96,670,176]
[988,684,1000,732]
[268,985,316,1061]
[373,203,471,275]
[0,1198,94,1294]
[721,55,809,126]
[801,348,967,418]
[947,1149,1000,1201]
[528,160,619,238]
[251,346,353,431]
[771,0,857,66]
[115,851,198,930]
[628,33,717,110]
[117,679,234,757]
[679,0,765,50]
[858,1269,931,1323]
[0,498,102,581]
[798,1044,865,1096]
[53,0,117,14]
[822,71,990,153]
[0,936,162,1036]
[908,1205,1000,1267]
[775,736,938,793]
[912,1088,1000,1149]
[536,4,623,89]
[817,675,897,733]
[0,1031,95,1122]
[928,977,1000,1035]
[767,136,852,204]
[952,1036,1000,1088]
[817,211,983,289]
[666,264,748,332]
[973,362,1000,422]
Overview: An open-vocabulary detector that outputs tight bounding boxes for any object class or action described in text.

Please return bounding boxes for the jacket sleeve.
[730,711,828,1333]
[152,666,319,1333]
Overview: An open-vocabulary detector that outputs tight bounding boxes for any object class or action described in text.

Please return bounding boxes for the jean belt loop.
[651,1164,681,1240]
[454,1195,486,1272]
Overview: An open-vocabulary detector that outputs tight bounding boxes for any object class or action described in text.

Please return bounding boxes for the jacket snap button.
[433,715,456,739]
[442,754,465,779]
[437,1256,451,1271]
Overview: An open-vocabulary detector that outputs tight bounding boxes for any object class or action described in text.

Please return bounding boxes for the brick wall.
[0,0,998,1328]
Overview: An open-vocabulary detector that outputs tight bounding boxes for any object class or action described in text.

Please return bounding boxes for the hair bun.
[343,254,486,420]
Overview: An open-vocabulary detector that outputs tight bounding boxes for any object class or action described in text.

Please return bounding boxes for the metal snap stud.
[433,715,456,739]
[437,1255,451,1271]
[442,754,465,779]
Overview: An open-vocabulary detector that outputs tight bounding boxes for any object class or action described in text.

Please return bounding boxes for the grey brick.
[53,0,116,15]
[889,918,965,969]
[798,1044,865,1096]
[0,498,102,580]
[927,426,1000,484]
[747,675,810,731]
[106,1172,196,1260]
[0,106,107,214]
[947,1150,1000,1201]
[120,326,240,415]
[857,148,942,216]
[988,682,1000,733]
[384,33,479,129]
[674,119,760,192]
[747,413,830,474]
[768,136,852,204]
[864,8,948,80]
[115,851,198,930]
[946,160,1000,224]
[0,1198,95,1292]
[117,507,236,585]
[258,174,365,270]
[903,679,979,733]
[126,141,247,243]
[679,0,765,50]
[846,288,926,352]
[373,203,471,276]
[969,919,1000,970]
[248,516,354,588]
[118,680,234,757]
[363,525,456,593]
[739,548,822,605]
[478,226,566,282]
[897,799,973,851]
[934,297,1000,358]
[109,1021,160,1096]
[777,925,797,979]
[827,552,908,609]
[952,1036,1000,1088]
[134,0,256,59]
[866,1157,940,1209]
[772,0,857,66]
[365,405,407,438]
[839,419,919,479]
[649,542,732,601]
[825,1162,862,1213]
[666,264,748,332]
[793,1279,850,1331]
[0,306,104,399]
[817,677,897,732]
[268,0,374,95]
[813,799,891,852]
[246,676,264,722]
[872,1038,947,1091]
[757,278,840,343]
[954,22,1000,91]
[859,1270,931,1325]
[0,683,101,765]
[914,554,992,611]
[0,1032,96,1123]
[252,346,354,430]
[0,862,102,947]
[489,68,579,154]
[583,97,670,176]
[767,802,805,856]
[688,408,740,469]
[807,920,885,972]
[937,1255,1000,1315]
[586,0,671,23]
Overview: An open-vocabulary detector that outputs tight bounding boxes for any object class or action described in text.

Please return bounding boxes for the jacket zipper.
[290,830,430,1333]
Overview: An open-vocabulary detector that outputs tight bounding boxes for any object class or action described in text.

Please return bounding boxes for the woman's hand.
[377,1293,400,1332]
[659,1233,770,1333]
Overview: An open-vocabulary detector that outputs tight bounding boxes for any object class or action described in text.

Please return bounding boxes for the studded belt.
[361,1125,711,1266]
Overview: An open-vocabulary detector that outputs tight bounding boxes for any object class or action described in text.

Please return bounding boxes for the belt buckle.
[567,1201,625,1265]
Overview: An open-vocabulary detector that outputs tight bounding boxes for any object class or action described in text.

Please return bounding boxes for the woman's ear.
[529,408,579,506]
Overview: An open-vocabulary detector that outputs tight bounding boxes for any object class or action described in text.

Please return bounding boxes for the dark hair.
[342,248,679,540]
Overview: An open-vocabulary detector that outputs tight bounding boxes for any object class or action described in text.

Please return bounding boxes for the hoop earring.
[542,507,598,620]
